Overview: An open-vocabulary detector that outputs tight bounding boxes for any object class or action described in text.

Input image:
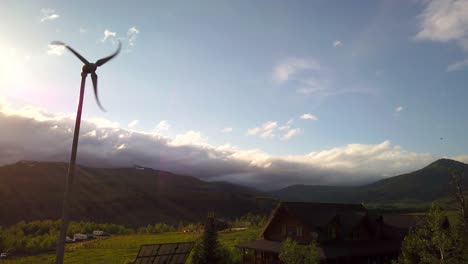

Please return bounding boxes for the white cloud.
[170,130,208,146]
[273,58,320,82]
[333,40,343,47]
[127,26,140,47]
[222,127,233,133]
[451,154,468,163]
[102,29,117,42]
[87,117,120,128]
[416,0,468,42]
[447,58,468,71]
[40,8,60,22]
[84,130,97,137]
[395,106,404,112]
[0,98,454,189]
[248,120,305,141]
[155,120,170,132]
[47,44,65,56]
[416,0,468,70]
[116,143,126,150]
[297,75,332,96]
[284,141,434,178]
[246,127,260,136]
[79,27,87,34]
[128,120,139,128]
[300,113,318,121]
[247,121,278,139]
[281,128,304,141]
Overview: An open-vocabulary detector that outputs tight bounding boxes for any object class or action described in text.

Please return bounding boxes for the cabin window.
[296,226,303,236]
[328,227,336,239]
[281,224,286,236]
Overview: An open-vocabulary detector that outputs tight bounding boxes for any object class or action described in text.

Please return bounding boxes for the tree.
[394,203,464,264]
[451,172,467,231]
[450,171,468,262]
[191,215,222,264]
[279,237,319,264]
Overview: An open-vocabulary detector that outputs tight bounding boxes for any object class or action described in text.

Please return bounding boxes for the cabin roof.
[382,214,419,229]
[262,201,367,236]
[236,239,282,253]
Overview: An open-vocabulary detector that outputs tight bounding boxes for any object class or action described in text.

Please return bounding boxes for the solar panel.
[134,242,195,264]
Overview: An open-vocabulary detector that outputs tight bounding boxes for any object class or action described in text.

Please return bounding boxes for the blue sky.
[1,0,468,188]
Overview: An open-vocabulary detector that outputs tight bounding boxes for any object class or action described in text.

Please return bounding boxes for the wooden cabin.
[237,202,416,264]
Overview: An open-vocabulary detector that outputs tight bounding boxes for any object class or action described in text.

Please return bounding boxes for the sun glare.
[0,44,30,88]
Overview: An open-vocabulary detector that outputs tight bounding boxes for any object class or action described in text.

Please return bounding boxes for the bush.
[279,237,319,264]
[394,203,466,264]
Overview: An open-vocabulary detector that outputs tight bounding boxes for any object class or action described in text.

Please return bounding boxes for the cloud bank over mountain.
[0,98,458,190]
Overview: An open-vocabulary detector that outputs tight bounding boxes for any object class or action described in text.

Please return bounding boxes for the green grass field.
[3,228,261,264]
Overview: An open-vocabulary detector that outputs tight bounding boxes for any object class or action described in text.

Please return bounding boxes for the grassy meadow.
[3,228,260,264]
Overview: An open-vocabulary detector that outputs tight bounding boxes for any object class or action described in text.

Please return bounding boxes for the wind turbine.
[51,41,121,264]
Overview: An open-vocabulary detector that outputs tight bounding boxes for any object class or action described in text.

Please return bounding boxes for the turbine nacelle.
[82,64,97,74]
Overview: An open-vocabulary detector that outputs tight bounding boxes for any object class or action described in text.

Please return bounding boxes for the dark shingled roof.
[382,215,419,229]
[282,202,367,228]
[262,201,368,237]
[236,240,282,253]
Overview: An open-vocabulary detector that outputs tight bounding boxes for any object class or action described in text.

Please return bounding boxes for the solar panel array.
[134,242,195,264]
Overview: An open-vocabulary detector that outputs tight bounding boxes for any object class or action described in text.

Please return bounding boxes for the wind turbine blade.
[51,41,89,65]
[91,73,106,111]
[95,41,121,67]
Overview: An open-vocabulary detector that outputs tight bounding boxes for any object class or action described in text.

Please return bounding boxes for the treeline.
[0,220,185,254]
[0,220,132,255]
[137,223,178,234]
[0,213,267,256]
[229,212,268,228]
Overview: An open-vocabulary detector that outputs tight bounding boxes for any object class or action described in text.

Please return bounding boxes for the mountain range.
[271,158,468,210]
[0,161,264,227]
[0,159,466,227]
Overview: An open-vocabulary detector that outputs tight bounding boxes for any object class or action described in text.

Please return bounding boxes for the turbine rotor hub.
[82,63,97,74]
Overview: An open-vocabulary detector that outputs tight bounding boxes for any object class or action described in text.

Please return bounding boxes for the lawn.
[3,228,261,264]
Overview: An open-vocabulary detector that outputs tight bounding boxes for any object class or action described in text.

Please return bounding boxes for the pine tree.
[191,215,222,264]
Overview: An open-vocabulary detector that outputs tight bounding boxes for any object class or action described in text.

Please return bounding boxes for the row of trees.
[136,223,177,234]
[0,212,267,256]
[0,220,132,255]
[229,212,268,228]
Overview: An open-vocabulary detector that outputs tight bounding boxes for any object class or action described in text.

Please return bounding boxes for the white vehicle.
[92,230,104,236]
[0,253,8,259]
[73,233,88,241]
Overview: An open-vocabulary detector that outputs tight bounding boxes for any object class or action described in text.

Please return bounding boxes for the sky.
[1,0,468,190]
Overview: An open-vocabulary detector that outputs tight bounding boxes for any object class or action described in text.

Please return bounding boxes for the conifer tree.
[191,214,222,264]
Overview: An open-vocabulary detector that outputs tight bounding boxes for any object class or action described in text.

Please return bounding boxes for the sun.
[0,44,30,87]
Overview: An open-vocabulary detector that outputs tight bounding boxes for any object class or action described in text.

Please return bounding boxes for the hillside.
[272,159,468,207]
[1,159,466,227]
[0,161,265,227]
